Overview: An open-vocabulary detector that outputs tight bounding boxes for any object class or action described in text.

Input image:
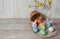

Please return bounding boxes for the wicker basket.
[30,10,57,38]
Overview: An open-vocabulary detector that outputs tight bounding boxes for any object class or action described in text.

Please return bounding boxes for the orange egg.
[37,20,42,24]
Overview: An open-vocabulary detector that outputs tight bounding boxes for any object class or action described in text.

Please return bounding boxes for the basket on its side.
[30,10,57,38]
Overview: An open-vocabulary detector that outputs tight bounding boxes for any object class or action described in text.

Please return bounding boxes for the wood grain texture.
[0,18,59,39]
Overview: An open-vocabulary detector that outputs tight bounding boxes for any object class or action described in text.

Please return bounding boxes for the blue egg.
[32,27,38,33]
[46,22,51,28]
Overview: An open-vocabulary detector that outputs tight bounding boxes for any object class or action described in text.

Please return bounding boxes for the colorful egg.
[37,20,42,24]
[48,27,54,32]
[32,27,38,33]
[40,30,46,35]
[40,26,46,30]
[46,22,51,28]
[39,22,45,26]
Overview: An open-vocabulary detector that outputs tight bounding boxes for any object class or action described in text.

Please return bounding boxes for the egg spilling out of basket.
[30,11,57,37]
[31,18,56,36]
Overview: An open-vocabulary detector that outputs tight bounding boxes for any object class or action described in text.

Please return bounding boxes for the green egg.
[40,30,46,35]
[40,26,46,30]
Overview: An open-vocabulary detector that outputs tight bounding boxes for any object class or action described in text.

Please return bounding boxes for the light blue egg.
[32,27,38,33]
[46,22,51,28]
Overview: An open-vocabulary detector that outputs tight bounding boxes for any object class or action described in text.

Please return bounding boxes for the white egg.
[48,27,54,32]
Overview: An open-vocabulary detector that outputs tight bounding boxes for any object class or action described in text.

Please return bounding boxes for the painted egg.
[37,20,42,24]
[40,30,46,35]
[48,27,54,32]
[39,22,45,26]
[32,27,38,33]
[46,22,51,28]
[40,26,46,30]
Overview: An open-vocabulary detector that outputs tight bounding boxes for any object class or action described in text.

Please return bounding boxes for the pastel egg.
[48,27,54,32]
[40,26,46,30]
[40,30,46,35]
[46,22,51,28]
[39,22,45,26]
[37,20,42,24]
[32,27,38,33]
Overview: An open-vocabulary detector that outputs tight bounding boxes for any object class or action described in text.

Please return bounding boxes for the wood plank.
[0,18,59,39]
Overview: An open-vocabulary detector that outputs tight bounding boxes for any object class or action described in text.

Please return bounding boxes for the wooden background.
[0,18,60,39]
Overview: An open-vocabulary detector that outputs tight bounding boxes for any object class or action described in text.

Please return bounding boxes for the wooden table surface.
[0,18,60,39]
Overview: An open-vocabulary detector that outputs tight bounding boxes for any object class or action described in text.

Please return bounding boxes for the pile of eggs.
[32,19,55,36]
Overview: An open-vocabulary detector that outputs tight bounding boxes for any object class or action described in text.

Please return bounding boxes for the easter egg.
[32,27,38,33]
[37,20,42,24]
[40,30,46,35]
[46,22,51,28]
[39,22,45,26]
[48,27,54,32]
[40,26,46,30]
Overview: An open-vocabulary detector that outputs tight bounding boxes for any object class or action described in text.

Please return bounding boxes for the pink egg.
[39,22,45,26]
